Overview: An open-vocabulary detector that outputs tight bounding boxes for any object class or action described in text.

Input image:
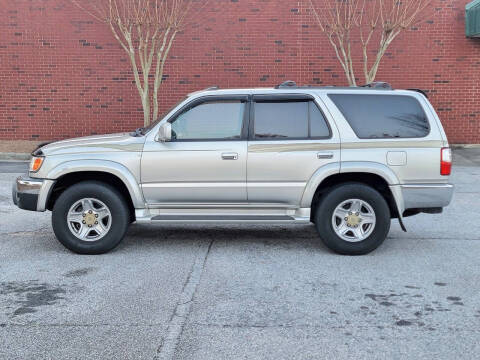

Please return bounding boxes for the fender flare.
[46,160,145,209]
[340,162,406,230]
[301,161,407,230]
[301,162,341,208]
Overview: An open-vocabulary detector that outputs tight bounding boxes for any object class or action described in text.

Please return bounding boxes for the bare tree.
[309,0,432,86]
[71,0,196,126]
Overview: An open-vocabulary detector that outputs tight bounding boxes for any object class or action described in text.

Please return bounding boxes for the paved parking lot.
[1,149,479,359]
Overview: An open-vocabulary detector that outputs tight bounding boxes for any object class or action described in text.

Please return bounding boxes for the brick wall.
[0,0,479,143]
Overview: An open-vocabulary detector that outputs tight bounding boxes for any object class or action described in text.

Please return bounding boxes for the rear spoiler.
[406,89,429,98]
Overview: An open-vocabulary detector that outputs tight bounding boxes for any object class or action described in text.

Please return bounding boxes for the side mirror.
[156,122,172,142]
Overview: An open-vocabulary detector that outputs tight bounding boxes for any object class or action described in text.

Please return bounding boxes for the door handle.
[317,152,334,159]
[222,152,238,160]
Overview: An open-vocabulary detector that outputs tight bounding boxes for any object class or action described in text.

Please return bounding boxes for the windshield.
[140,96,189,135]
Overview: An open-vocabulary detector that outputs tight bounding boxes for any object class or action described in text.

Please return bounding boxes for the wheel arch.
[303,162,404,226]
[45,160,144,215]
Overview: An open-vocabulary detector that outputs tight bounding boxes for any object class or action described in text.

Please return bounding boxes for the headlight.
[29,156,45,172]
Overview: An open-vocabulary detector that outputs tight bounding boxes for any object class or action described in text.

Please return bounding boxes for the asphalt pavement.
[0,149,479,359]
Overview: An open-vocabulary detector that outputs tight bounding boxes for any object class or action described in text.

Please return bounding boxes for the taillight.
[440,147,452,176]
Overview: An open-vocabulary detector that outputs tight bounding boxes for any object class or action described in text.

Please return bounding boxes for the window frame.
[327,93,432,140]
[166,95,250,142]
[248,94,333,141]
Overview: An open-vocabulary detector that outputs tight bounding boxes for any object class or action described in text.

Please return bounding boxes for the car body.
[12,82,454,255]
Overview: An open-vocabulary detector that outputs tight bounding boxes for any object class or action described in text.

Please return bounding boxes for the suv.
[12,82,454,255]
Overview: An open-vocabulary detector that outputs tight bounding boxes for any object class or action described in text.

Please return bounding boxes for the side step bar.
[151,215,296,221]
[135,208,312,224]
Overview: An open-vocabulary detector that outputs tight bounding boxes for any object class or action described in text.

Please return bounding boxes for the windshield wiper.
[130,127,146,137]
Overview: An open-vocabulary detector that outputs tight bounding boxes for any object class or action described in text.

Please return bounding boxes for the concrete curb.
[451,144,480,149]
[0,152,30,161]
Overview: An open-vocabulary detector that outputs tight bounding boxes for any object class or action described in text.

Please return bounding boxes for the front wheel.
[52,181,130,254]
[314,183,391,255]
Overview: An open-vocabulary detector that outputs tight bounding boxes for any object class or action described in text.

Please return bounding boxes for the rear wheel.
[314,183,391,255]
[52,181,130,254]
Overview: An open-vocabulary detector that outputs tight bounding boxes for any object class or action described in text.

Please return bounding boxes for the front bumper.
[12,175,55,212]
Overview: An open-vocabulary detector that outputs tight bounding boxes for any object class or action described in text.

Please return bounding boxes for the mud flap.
[398,217,407,232]
[389,185,407,232]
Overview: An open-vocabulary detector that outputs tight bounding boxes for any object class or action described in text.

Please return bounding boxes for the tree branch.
[309,0,433,85]
[70,0,196,125]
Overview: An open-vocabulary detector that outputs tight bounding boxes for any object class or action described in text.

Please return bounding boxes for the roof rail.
[407,88,429,98]
[275,80,394,90]
[275,80,297,89]
[361,82,393,90]
[204,86,219,91]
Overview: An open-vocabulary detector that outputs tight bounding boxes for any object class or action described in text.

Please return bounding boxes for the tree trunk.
[153,30,177,122]
[142,94,150,127]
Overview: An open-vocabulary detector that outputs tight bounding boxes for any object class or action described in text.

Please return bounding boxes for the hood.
[40,133,146,156]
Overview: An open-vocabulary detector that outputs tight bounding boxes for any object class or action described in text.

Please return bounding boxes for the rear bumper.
[400,184,454,210]
[12,175,55,212]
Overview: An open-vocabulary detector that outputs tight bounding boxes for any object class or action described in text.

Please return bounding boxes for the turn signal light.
[440,147,452,176]
[30,156,44,172]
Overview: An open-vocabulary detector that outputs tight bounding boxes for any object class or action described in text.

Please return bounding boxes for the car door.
[247,94,340,205]
[141,95,249,204]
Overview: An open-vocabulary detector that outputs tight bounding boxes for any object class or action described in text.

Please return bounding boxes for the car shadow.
[120,222,328,253]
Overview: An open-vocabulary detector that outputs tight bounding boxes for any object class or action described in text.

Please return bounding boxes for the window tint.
[310,102,330,138]
[328,94,430,139]
[253,100,330,140]
[171,101,245,140]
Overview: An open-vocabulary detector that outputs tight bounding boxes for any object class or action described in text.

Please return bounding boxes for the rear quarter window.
[328,94,430,139]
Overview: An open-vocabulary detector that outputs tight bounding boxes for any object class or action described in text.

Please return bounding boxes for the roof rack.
[204,86,219,91]
[274,80,394,90]
[275,80,297,89]
[360,82,393,90]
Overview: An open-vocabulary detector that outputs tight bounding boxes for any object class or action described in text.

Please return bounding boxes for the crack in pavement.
[154,239,214,360]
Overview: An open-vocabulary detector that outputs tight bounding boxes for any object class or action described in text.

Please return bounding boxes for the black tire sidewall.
[315,183,391,255]
[52,181,130,254]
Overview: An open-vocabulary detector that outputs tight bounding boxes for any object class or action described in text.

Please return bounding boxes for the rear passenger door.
[247,95,340,206]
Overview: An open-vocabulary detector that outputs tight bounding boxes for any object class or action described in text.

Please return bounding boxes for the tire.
[314,183,391,255]
[52,181,130,254]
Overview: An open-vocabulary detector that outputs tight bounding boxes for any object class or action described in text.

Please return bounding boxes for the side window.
[171,100,245,141]
[309,101,330,138]
[328,94,430,139]
[253,100,331,140]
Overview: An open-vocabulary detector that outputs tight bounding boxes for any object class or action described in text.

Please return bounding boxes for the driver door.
[141,95,249,204]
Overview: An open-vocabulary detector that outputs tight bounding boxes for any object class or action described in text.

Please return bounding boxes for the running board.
[152,215,296,221]
[135,208,311,224]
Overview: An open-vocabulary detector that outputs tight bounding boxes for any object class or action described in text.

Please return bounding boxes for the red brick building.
[0,0,479,143]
